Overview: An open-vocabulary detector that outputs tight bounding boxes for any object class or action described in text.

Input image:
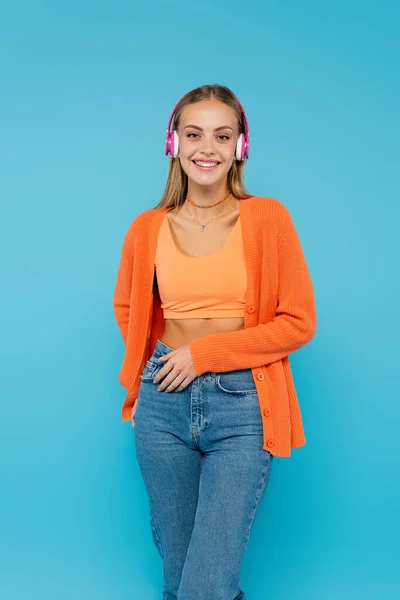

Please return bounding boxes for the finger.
[158,350,176,362]
[157,368,183,392]
[154,360,175,384]
[174,376,193,392]
[131,403,137,427]
[164,372,188,393]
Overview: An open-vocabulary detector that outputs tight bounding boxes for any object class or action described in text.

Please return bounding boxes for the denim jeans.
[133,339,274,600]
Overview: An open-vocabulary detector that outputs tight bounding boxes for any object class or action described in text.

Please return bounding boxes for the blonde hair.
[154,84,252,209]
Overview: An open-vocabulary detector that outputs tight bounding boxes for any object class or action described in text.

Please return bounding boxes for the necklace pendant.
[201,224,205,231]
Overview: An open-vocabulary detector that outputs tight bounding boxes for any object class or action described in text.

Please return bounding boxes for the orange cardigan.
[113,196,317,457]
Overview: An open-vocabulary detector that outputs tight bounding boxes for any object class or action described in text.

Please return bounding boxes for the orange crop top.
[155,213,247,319]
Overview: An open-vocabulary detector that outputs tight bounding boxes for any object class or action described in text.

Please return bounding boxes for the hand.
[153,345,197,392]
[131,401,138,427]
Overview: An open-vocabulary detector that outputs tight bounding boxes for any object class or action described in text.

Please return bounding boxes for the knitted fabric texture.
[113,196,317,457]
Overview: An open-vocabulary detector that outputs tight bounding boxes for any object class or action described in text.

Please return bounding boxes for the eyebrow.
[183,125,234,132]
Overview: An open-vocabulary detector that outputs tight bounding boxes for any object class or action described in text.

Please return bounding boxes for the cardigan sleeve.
[189,209,317,374]
[113,234,134,346]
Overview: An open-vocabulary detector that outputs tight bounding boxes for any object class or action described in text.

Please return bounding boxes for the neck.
[186,181,230,212]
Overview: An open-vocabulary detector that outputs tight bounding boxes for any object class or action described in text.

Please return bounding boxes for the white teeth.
[194,161,218,167]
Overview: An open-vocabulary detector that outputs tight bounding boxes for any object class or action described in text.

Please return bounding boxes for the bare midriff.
[160,316,244,350]
[158,195,245,349]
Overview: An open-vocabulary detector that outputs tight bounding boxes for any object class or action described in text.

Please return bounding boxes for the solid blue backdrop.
[0,1,398,598]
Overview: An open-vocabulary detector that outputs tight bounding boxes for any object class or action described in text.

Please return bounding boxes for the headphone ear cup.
[244,135,249,159]
[170,131,179,158]
[236,133,244,161]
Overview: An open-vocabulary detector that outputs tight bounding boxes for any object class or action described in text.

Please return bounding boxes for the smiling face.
[177,99,239,191]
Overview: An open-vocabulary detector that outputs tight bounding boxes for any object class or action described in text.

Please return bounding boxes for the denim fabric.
[133,339,274,600]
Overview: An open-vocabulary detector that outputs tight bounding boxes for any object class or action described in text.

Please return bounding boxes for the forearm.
[113,243,133,345]
[189,311,316,374]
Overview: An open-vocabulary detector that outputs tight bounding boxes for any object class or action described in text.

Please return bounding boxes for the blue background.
[1,1,399,598]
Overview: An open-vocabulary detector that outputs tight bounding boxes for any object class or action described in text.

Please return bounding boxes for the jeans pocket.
[215,369,258,395]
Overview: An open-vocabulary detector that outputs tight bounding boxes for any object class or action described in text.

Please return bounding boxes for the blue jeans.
[133,339,274,600]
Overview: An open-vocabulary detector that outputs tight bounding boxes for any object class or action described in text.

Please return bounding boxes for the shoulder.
[243,196,293,248]
[123,208,164,244]
[244,195,291,224]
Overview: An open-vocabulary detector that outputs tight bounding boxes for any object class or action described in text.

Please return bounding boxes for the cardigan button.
[263,408,271,417]
[267,439,274,448]
[257,373,265,381]
[247,305,255,314]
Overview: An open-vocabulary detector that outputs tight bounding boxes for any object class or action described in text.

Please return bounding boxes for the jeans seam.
[242,454,271,552]
[150,513,164,558]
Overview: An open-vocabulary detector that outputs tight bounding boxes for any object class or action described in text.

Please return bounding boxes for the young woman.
[113,84,317,600]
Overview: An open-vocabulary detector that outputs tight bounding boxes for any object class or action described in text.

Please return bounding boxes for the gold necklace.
[185,194,232,231]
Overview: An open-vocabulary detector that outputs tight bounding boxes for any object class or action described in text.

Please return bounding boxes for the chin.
[193,176,225,189]
[191,168,230,185]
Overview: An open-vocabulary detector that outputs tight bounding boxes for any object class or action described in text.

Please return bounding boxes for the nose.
[199,147,216,158]
[198,135,216,156]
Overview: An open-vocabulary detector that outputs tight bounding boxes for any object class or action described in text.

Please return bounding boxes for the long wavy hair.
[154,84,252,209]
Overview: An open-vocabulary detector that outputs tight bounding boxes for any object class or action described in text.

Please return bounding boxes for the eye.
[218,135,230,141]
[186,133,199,139]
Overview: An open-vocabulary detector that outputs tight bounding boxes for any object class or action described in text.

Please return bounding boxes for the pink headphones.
[165,95,250,161]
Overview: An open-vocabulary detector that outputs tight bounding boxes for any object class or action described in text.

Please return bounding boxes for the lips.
[192,159,220,171]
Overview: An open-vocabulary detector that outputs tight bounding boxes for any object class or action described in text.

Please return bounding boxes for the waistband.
[153,339,176,358]
[152,339,218,376]
[152,339,253,379]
